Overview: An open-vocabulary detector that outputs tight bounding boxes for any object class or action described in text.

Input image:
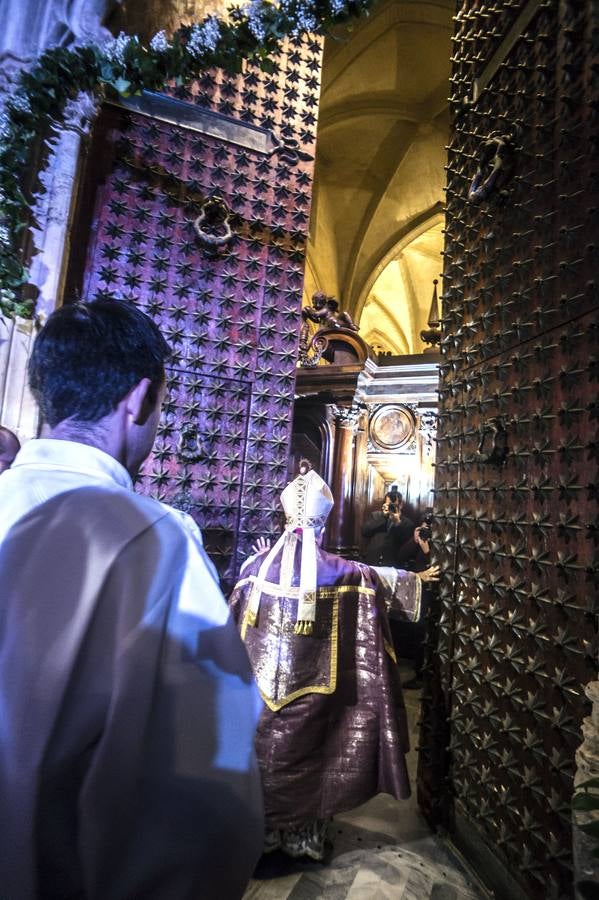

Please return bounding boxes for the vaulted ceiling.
[305,0,453,354]
[107,0,452,355]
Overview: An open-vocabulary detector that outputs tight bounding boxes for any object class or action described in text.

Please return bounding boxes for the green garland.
[0,0,374,319]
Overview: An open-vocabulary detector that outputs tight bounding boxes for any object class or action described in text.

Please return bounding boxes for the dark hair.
[385,490,402,504]
[0,426,20,455]
[29,299,170,427]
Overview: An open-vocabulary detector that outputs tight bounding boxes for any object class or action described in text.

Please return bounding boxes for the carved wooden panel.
[418,2,597,898]
[73,38,322,590]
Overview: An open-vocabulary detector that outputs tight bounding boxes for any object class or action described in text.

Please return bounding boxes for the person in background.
[395,514,434,690]
[229,463,438,864]
[396,516,432,574]
[0,298,263,900]
[361,489,414,565]
[0,425,20,474]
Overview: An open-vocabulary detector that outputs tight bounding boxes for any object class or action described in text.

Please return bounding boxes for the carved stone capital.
[419,409,438,457]
[0,51,32,100]
[334,403,362,431]
[63,0,116,45]
[62,92,101,136]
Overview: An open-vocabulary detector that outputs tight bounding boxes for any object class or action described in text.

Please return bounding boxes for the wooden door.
[418,2,598,897]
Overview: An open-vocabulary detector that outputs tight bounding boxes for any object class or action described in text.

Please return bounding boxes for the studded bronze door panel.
[74,39,322,590]
[418,2,597,898]
[134,368,253,578]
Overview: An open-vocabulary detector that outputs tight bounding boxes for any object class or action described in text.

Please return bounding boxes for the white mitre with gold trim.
[281,467,334,530]
[246,464,334,635]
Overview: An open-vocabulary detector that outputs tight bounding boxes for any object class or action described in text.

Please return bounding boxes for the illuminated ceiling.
[305,0,453,354]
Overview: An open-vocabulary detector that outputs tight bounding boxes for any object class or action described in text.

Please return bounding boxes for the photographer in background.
[362,489,414,566]
[395,513,435,690]
[396,515,432,574]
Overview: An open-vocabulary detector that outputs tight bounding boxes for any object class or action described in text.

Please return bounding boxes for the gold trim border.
[238,583,376,712]
[256,594,340,712]
[236,575,376,602]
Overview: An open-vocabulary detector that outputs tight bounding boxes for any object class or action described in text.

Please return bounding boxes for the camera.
[388,503,398,514]
[419,518,432,541]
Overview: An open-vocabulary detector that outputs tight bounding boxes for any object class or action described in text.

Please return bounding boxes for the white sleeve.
[372,565,422,622]
[161,504,223,586]
[162,504,204,545]
[77,516,264,899]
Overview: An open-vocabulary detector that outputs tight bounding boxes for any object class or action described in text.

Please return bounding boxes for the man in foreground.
[229,463,438,863]
[0,299,263,899]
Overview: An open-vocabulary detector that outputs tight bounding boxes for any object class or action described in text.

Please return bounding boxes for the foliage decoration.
[573,776,599,857]
[573,776,599,898]
[0,0,375,319]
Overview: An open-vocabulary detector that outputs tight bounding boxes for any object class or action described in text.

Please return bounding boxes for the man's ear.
[126,378,155,425]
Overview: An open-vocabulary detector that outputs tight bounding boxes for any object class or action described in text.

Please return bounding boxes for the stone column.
[327,404,360,557]
[0,93,98,439]
[573,680,599,898]
[0,0,111,439]
[351,405,369,550]
[29,93,100,322]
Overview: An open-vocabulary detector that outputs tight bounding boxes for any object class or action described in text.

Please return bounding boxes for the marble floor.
[244,663,491,900]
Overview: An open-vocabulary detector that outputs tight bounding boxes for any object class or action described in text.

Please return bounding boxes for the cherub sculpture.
[325,296,359,332]
[301,291,359,332]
